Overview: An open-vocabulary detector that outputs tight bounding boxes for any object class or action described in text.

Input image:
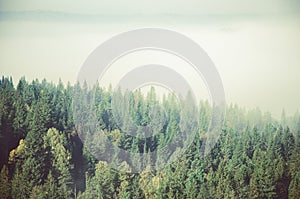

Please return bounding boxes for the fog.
[0,1,300,118]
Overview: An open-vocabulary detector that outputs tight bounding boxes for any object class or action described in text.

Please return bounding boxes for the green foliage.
[11,167,32,199]
[44,128,73,198]
[0,77,299,198]
[0,165,11,199]
[249,150,276,198]
[289,171,300,199]
[82,161,116,199]
[0,77,16,168]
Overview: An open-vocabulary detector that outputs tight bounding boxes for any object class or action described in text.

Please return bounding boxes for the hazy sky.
[0,0,299,15]
[0,0,300,118]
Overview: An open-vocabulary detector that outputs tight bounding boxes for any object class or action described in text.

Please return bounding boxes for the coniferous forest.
[0,76,300,199]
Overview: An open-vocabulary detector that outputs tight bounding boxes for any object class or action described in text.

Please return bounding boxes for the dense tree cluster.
[0,76,299,198]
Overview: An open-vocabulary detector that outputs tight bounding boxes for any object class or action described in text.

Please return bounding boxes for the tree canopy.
[0,76,299,198]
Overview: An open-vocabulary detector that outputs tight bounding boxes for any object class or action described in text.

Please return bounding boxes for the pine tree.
[43,128,73,198]
[0,165,11,199]
[44,171,59,199]
[289,171,300,199]
[249,150,276,199]
[83,161,116,198]
[0,77,16,168]
[11,167,32,199]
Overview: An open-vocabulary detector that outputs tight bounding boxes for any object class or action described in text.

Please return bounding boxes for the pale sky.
[0,1,300,118]
[0,0,299,15]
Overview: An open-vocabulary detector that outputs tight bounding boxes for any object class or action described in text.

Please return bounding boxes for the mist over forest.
[0,76,299,198]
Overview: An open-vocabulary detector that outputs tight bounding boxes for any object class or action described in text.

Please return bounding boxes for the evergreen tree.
[0,165,11,199]
[289,171,300,199]
[43,128,73,198]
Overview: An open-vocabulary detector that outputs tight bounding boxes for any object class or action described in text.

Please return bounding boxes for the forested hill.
[0,76,300,199]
